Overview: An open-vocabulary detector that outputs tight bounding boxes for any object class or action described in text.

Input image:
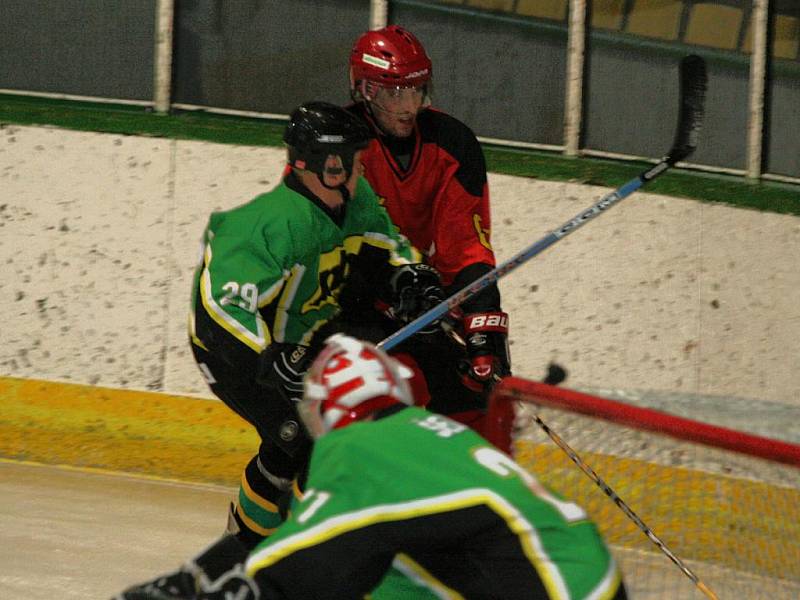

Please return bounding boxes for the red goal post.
[487,377,800,599]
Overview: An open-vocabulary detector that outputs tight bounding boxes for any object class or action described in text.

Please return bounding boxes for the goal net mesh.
[488,377,800,600]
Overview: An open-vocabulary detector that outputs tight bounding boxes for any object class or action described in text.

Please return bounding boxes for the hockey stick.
[490,379,719,600]
[531,407,718,599]
[378,54,707,352]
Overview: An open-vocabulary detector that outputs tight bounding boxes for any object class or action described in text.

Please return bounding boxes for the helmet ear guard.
[283,101,372,186]
[286,146,355,185]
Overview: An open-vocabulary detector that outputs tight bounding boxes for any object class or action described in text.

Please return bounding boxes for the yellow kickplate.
[515,441,800,581]
[0,376,258,486]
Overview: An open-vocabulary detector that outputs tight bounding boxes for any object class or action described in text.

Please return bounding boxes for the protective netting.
[493,382,800,600]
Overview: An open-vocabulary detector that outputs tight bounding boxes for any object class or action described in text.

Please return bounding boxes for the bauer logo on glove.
[465,313,508,331]
[459,311,511,392]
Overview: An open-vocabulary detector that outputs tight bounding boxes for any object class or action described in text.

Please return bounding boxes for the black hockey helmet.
[283,101,372,185]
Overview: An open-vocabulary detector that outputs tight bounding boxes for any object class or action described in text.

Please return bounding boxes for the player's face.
[369,85,425,138]
[322,154,347,188]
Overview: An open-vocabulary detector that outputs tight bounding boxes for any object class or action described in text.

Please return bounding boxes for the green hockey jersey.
[244,406,624,600]
[189,174,419,359]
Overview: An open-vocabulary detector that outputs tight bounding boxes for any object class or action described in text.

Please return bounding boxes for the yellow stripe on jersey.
[272,263,305,343]
[244,488,573,599]
[391,554,465,600]
[199,244,268,352]
[592,557,624,600]
[257,275,289,313]
[187,312,209,351]
[363,231,421,265]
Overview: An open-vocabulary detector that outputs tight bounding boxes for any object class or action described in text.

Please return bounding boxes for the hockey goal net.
[487,377,800,600]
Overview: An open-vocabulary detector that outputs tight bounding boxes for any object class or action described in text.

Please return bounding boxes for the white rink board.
[1,124,798,407]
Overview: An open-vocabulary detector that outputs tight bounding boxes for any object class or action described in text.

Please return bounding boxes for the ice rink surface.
[5,459,797,600]
[0,460,233,600]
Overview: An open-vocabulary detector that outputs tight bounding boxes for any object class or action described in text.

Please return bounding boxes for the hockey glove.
[258,343,313,404]
[458,311,511,392]
[379,263,446,334]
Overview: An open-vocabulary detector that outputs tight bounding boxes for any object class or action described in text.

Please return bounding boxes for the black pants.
[191,341,310,547]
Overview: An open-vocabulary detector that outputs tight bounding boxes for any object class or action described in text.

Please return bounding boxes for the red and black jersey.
[349,104,496,292]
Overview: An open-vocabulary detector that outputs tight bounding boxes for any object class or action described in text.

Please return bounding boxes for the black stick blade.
[667,54,707,165]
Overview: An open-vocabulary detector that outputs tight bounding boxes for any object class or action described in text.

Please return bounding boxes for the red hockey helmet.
[299,334,414,438]
[350,25,432,93]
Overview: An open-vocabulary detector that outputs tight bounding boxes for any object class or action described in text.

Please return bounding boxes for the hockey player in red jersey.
[345,25,511,432]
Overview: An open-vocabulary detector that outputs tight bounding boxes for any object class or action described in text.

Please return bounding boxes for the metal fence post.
[564,0,587,157]
[747,0,769,180]
[370,0,389,30]
[153,0,175,114]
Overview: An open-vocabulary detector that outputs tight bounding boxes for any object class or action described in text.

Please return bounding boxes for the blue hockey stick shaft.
[377,162,666,352]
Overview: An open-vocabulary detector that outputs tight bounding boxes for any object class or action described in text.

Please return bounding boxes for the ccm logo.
[466,313,508,331]
[404,68,430,79]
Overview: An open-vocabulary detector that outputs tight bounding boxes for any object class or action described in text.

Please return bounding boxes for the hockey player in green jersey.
[151,334,626,600]
[115,103,446,600]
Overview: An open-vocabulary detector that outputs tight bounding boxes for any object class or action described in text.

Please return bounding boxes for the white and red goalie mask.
[299,334,414,439]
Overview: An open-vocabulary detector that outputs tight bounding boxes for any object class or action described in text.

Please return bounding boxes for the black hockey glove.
[378,263,446,334]
[457,311,511,393]
[258,343,314,404]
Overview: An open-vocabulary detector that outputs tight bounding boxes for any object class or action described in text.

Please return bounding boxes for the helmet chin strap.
[363,100,426,142]
[338,183,351,203]
[359,82,407,128]
[363,102,406,140]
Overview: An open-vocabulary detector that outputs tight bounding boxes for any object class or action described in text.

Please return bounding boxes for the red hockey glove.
[458,311,511,392]
[377,263,446,334]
